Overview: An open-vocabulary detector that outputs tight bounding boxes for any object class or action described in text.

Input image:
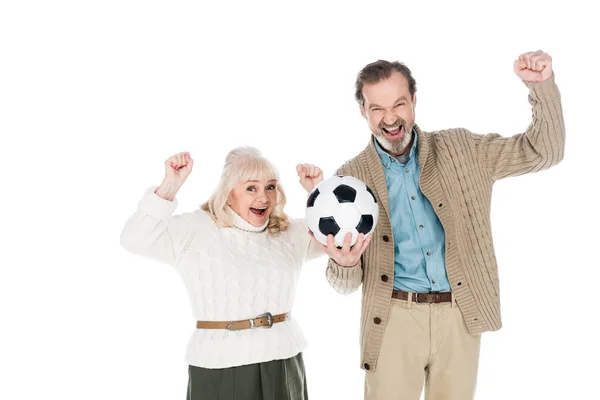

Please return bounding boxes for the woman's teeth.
[250,207,267,215]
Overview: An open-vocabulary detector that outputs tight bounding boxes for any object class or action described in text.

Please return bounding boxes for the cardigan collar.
[360,124,430,221]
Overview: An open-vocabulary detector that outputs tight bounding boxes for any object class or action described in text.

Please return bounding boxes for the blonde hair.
[201,147,290,235]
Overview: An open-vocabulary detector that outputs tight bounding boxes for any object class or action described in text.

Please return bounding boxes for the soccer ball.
[305,175,379,247]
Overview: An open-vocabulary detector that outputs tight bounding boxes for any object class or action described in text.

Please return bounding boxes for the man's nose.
[383,111,397,126]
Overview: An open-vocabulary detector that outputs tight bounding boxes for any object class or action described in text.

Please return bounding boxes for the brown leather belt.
[196,312,290,331]
[392,289,452,304]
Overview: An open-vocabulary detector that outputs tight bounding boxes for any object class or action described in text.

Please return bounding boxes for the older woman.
[119,147,326,400]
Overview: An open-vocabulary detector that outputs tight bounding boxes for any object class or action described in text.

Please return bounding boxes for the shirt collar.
[373,128,418,169]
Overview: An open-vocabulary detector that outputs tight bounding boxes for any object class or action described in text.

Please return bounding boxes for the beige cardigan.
[325,75,565,372]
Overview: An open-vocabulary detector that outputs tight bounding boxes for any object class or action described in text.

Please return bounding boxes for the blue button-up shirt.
[374,133,450,292]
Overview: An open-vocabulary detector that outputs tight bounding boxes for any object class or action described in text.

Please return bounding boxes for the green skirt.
[187,352,308,400]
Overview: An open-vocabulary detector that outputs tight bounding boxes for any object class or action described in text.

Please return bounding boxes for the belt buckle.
[251,312,274,329]
[226,312,274,330]
[414,292,421,304]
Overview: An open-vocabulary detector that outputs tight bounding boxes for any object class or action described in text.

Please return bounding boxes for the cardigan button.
[374,317,382,325]
[364,363,371,370]
[381,274,388,282]
[382,235,390,242]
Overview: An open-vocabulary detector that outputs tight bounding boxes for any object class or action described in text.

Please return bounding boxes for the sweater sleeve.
[119,186,197,267]
[289,218,325,263]
[471,74,565,181]
[325,257,363,295]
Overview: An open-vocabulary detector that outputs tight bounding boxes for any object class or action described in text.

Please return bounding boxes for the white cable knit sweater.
[120,186,322,369]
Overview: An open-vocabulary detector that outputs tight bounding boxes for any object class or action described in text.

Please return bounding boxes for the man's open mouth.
[382,125,403,137]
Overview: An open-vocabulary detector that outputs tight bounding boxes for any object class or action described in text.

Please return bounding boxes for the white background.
[1,1,598,399]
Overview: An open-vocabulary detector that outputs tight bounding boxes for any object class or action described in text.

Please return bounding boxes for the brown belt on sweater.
[196,312,290,331]
[392,289,452,304]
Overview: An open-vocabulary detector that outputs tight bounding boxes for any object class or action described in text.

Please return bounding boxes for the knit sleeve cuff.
[326,257,363,294]
[524,73,559,98]
[137,186,179,219]
[328,257,362,273]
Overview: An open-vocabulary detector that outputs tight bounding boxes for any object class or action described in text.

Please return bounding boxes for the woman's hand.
[155,152,194,201]
[296,163,323,193]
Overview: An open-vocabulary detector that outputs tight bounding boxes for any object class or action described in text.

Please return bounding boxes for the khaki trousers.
[365,294,481,400]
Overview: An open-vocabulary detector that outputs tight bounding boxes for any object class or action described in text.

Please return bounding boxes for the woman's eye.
[266,185,276,190]
[246,186,256,192]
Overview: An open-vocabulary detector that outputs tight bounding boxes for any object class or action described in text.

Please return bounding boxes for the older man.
[318,50,565,400]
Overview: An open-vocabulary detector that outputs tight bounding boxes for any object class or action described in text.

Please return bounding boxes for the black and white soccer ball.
[305,175,379,247]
